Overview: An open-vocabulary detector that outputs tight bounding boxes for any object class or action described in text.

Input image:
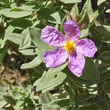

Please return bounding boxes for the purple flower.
[41,20,97,77]
[31,88,35,92]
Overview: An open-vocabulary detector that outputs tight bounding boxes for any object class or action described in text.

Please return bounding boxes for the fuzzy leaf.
[19,28,31,49]
[33,72,67,92]
[97,0,106,5]
[59,0,81,4]
[3,95,16,105]
[0,8,32,18]
[81,58,100,80]
[21,56,42,69]
[6,33,22,45]
[38,8,64,24]
[99,51,110,64]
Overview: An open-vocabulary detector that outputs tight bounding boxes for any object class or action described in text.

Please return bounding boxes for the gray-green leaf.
[33,71,67,92]
[21,56,42,69]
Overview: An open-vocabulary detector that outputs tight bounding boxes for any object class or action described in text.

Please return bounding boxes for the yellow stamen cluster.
[64,41,76,53]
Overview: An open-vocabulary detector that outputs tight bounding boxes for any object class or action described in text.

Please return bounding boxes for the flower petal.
[41,26,65,47]
[69,52,85,77]
[76,39,97,57]
[64,20,80,42]
[44,48,68,67]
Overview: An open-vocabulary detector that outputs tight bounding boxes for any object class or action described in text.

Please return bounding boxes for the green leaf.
[103,80,110,93]
[29,28,54,60]
[6,33,22,45]
[0,48,7,61]
[59,0,81,4]
[30,71,41,81]
[95,25,110,36]
[97,0,106,5]
[94,37,102,50]
[0,38,6,48]
[0,87,7,108]
[76,93,91,101]
[50,98,70,107]
[99,51,110,64]
[0,8,32,18]
[97,100,109,110]
[32,20,41,27]
[89,11,99,26]
[35,48,46,60]
[63,10,72,20]
[98,65,110,75]
[80,0,93,15]
[24,97,35,109]
[78,10,89,29]
[33,64,45,74]
[60,15,66,34]
[63,67,97,88]
[15,100,24,110]
[19,28,31,49]
[87,96,101,105]
[4,25,15,46]
[47,62,68,74]
[81,58,100,80]
[19,49,36,55]
[70,4,79,22]
[9,18,32,30]
[102,36,110,43]
[37,8,64,24]
[13,4,35,12]
[81,28,89,38]
[33,71,67,92]
[0,100,7,108]
[40,92,52,104]
[71,105,80,110]
[42,105,57,110]
[105,9,110,13]
[4,25,15,36]
[100,70,110,82]
[29,28,53,49]
[29,28,41,47]
[76,100,91,107]
[21,56,42,69]
[3,95,16,105]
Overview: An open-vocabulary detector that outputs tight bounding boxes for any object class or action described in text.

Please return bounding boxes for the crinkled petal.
[69,52,85,77]
[41,26,65,47]
[76,39,97,57]
[64,20,80,42]
[44,48,68,67]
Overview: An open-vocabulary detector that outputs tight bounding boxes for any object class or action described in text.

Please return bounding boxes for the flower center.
[64,41,76,53]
